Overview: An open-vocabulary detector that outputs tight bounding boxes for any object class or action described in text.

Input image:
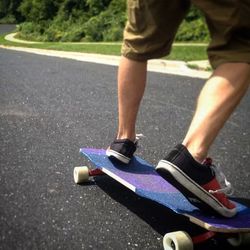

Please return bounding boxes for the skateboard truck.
[74,166,104,183]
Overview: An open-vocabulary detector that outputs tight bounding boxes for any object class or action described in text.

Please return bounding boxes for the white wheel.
[227,232,250,247]
[74,166,89,184]
[163,231,193,250]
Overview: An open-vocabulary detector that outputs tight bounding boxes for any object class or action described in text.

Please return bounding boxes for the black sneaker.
[106,139,137,164]
[156,144,237,218]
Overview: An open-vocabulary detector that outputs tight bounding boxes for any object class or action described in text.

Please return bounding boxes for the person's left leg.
[107,0,190,164]
[106,57,147,164]
[116,57,147,142]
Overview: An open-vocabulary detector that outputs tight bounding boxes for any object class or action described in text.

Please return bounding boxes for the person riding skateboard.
[106,0,250,218]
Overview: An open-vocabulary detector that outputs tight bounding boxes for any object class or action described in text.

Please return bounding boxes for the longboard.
[75,148,250,249]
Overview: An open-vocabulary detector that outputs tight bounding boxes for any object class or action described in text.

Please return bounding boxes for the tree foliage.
[176,6,209,41]
[19,0,58,22]
[0,0,24,22]
[0,0,209,42]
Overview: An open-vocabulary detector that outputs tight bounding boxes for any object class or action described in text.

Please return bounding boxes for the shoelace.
[134,133,145,147]
[204,158,234,196]
[135,133,145,140]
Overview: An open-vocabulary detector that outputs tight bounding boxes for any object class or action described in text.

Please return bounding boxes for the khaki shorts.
[122,0,250,69]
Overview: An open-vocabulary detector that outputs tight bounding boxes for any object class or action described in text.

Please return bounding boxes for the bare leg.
[116,56,147,140]
[183,63,250,162]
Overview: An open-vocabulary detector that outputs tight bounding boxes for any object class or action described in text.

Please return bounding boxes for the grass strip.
[0,33,208,62]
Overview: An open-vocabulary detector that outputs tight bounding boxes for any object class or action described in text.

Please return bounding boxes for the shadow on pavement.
[94,175,248,250]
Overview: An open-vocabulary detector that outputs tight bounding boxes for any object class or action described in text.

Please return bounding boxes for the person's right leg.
[156,0,250,217]
[183,62,250,162]
[156,63,250,218]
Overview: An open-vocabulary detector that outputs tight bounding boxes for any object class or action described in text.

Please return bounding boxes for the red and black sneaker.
[106,138,137,164]
[156,144,237,218]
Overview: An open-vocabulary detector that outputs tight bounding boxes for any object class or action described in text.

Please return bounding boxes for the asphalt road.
[0,24,16,34]
[1,26,250,250]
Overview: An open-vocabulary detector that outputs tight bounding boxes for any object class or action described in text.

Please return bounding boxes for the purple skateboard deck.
[80,148,250,233]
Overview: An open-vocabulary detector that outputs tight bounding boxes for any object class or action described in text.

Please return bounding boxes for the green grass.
[0,33,208,61]
[165,46,207,61]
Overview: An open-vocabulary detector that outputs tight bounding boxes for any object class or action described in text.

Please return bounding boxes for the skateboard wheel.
[163,231,193,250]
[227,232,250,247]
[74,166,89,184]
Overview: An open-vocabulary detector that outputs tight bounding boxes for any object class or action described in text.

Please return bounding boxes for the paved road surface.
[0,24,16,34]
[1,26,250,250]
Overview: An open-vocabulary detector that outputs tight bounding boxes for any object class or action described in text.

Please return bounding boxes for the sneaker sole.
[106,149,130,164]
[156,160,237,218]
